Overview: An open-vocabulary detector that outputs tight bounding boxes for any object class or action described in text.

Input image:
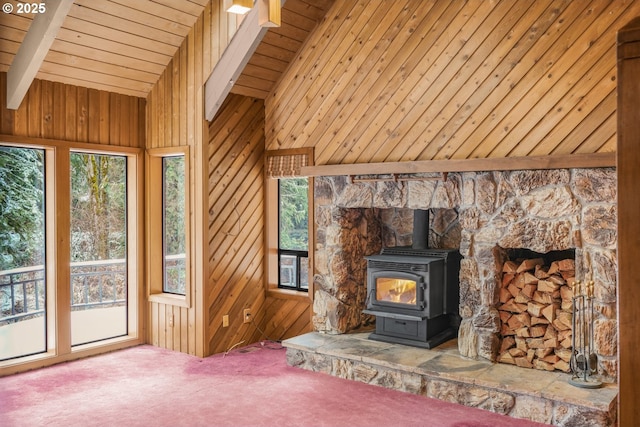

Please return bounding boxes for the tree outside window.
[278,177,308,291]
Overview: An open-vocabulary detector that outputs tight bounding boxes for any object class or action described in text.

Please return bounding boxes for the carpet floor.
[0,342,550,427]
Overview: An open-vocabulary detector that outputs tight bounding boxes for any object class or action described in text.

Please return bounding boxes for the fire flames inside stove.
[376,278,417,305]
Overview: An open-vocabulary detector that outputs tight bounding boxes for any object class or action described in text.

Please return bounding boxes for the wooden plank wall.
[145,1,241,356]
[0,72,144,146]
[265,0,640,160]
[206,94,312,354]
[206,94,266,354]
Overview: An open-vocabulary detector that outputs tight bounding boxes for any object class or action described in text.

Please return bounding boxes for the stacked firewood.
[497,257,575,372]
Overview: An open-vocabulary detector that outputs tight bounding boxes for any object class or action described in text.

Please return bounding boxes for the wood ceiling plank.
[62,16,176,55]
[43,50,159,84]
[108,0,199,27]
[254,42,297,63]
[0,27,27,45]
[0,13,32,32]
[55,27,172,65]
[37,61,154,94]
[272,22,310,43]
[296,0,334,16]
[7,0,75,109]
[50,39,167,74]
[230,85,270,99]
[261,32,302,53]
[68,3,185,47]
[284,0,328,22]
[0,54,13,70]
[246,52,288,73]
[233,74,273,92]
[0,37,20,56]
[149,0,206,17]
[280,8,317,32]
[240,63,281,82]
[187,0,210,7]
[73,0,191,36]
[33,72,149,98]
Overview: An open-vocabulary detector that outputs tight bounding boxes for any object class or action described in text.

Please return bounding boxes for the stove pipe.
[412,209,429,250]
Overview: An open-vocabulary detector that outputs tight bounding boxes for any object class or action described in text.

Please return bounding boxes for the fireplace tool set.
[569,280,602,389]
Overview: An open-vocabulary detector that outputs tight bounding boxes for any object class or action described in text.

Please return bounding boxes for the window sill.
[148,292,190,308]
[267,287,311,302]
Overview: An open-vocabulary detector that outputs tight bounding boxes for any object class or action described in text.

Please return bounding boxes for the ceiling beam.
[204,0,284,121]
[6,0,75,110]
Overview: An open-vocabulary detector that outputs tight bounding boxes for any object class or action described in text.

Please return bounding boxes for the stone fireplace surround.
[311,168,618,379]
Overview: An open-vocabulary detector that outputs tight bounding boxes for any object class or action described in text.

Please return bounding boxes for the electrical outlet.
[222,314,229,327]
[243,308,252,324]
[168,314,174,327]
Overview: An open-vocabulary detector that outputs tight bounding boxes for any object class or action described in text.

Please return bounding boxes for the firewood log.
[557,259,575,271]
[498,351,516,365]
[500,336,516,353]
[534,359,555,371]
[531,316,549,325]
[502,261,518,273]
[517,258,544,273]
[532,291,553,305]
[515,357,534,368]
[527,302,545,318]
[529,325,547,338]
[555,348,572,362]
[534,264,550,279]
[538,280,560,293]
[554,360,571,372]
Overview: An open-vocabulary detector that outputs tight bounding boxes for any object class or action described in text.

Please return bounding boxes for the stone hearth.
[311,168,617,378]
[283,332,618,426]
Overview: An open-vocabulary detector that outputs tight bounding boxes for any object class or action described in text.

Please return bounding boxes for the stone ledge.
[283,332,618,427]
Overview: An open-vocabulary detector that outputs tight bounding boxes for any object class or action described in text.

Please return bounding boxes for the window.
[69,152,128,346]
[0,140,143,371]
[265,148,313,298]
[162,156,186,295]
[147,147,190,307]
[278,178,309,291]
[0,146,46,361]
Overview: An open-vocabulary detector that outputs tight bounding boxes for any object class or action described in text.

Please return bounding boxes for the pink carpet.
[0,343,550,427]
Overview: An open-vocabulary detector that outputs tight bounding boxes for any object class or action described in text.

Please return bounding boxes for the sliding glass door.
[70,153,128,346]
[0,147,46,361]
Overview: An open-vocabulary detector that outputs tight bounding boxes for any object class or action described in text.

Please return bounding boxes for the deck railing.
[0,265,46,323]
[0,259,126,325]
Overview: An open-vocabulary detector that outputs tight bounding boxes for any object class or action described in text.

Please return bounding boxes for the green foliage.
[70,153,126,261]
[163,156,186,256]
[279,178,308,251]
[0,147,45,271]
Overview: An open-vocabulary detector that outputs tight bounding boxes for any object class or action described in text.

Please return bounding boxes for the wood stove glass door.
[373,272,423,308]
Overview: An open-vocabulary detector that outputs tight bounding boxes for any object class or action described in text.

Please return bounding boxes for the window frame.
[0,137,144,375]
[146,146,191,308]
[264,148,314,301]
[277,177,309,292]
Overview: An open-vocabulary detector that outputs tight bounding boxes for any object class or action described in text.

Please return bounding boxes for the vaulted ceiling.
[0,0,334,100]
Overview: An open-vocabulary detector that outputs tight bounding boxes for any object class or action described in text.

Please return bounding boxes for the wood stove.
[363,210,461,348]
